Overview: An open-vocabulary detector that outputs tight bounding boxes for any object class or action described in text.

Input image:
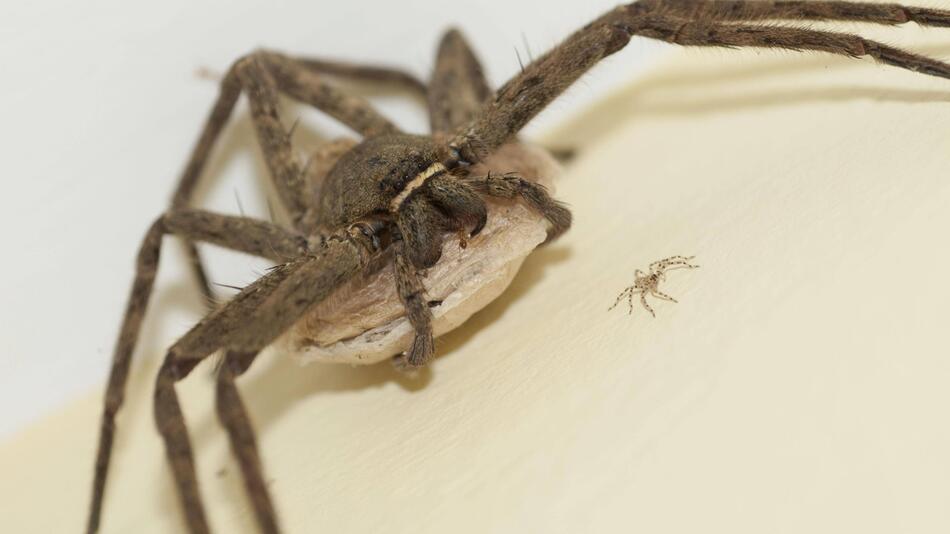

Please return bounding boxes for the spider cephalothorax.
[86,2,950,533]
[316,134,486,268]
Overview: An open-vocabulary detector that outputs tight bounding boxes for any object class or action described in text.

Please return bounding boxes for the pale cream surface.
[4,33,950,533]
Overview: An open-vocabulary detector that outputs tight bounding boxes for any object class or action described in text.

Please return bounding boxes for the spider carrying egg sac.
[276,142,560,364]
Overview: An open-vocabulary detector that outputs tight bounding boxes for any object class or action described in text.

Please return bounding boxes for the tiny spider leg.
[650,289,678,303]
[608,286,644,315]
[640,293,656,318]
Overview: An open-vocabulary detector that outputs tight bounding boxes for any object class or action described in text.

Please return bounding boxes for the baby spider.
[610,256,700,317]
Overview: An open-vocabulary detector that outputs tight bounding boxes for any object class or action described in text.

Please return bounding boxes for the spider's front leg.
[86,210,307,534]
[153,231,379,534]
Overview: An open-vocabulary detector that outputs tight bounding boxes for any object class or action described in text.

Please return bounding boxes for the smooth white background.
[0,1,668,438]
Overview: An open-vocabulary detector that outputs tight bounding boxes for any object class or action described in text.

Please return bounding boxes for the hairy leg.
[449,1,950,164]
[87,211,306,533]
[235,52,399,227]
[292,55,428,98]
[392,238,435,368]
[170,51,397,300]
[428,28,493,134]
[466,172,572,242]
[216,350,279,534]
[656,0,950,26]
[152,230,378,534]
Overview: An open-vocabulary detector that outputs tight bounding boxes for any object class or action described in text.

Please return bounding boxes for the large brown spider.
[87,2,950,533]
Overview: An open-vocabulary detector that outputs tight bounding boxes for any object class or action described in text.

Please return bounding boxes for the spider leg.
[429,28,493,134]
[171,69,243,306]
[659,263,701,274]
[635,17,950,81]
[449,2,950,164]
[216,350,279,534]
[652,256,699,274]
[657,0,950,27]
[640,293,656,318]
[651,289,679,303]
[609,286,634,311]
[153,262,300,534]
[153,233,378,534]
[169,50,397,302]
[392,238,436,368]
[465,172,572,242]
[291,55,428,98]
[173,50,396,231]
[235,52,400,228]
[86,211,306,534]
